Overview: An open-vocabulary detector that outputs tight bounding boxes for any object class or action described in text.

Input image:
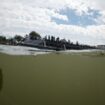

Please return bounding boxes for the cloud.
[0,0,105,45]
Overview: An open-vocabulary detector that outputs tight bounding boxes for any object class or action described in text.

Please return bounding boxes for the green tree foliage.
[0,36,6,43]
[29,31,41,40]
[51,36,55,42]
[56,37,60,42]
[76,41,79,46]
[14,35,23,42]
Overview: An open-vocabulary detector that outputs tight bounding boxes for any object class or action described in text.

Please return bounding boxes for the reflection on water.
[1,44,104,56]
[0,44,52,55]
[0,68,3,91]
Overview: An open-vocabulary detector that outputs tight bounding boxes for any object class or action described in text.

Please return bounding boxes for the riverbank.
[0,53,105,105]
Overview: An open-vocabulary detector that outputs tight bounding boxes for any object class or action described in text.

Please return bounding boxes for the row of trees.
[0,31,42,45]
[27,31,95,50]
[0,31,95,50]
[43,35,92,50]
[0,35,24,45]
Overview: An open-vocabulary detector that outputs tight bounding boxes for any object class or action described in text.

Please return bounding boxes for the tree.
[48,35,51,41]
[68,40,71,44]
[14,35,23,42]
[56,37,60,42]
[7,37,16,45]
[51,36,55,42]
[76,41,79,46]
[0,36,7,44]
[29,31,41,40]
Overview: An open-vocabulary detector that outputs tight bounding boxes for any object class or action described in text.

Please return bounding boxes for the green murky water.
[0,53,105,105]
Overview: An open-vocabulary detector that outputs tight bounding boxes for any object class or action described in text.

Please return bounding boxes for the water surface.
[0,53,105,105]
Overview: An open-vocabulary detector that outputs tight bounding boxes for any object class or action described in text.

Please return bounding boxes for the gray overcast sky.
[0,0,105,45]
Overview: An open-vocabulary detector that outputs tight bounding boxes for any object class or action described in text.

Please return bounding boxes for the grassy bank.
[0,53,105,105]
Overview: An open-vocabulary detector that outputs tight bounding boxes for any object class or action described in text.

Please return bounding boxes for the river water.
[0,44,102,56]
[0,46,105,105]
[0,44,52,55]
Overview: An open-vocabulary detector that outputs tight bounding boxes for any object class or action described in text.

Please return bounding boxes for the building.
[97,45,105,49]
